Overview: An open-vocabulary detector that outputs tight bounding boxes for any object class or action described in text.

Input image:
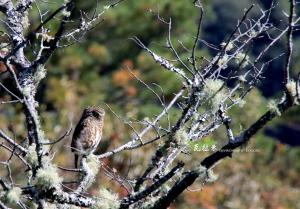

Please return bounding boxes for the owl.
[71,107,105,168]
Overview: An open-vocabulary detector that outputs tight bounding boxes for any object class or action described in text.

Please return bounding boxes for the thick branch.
[120,162,184,208]
[0,0,10,13]
[16,0,35,12]
[22,187,95,207]
[151,96,294,209]
[52,191,95,207]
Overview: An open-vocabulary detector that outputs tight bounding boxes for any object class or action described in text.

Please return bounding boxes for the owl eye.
[92,111,101,118]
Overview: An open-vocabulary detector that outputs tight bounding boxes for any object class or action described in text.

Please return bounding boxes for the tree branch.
[151,95,295,209]
[284,0,295,85]
[120,162,184,208]
[0,129,27,154]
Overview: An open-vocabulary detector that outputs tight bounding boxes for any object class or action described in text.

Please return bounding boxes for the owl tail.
[74,154,79,169]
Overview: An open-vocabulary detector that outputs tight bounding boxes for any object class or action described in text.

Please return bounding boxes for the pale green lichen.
[36,33,54,42]
[196,165,208,180]
[142,196,160,209]
[238,75,247,82]
[0,43,9,52]
[203,79,224,96]
[286,80,298,97]
[31,203,38,209]
[81,156,100,189]
[69,206,81,209]
[22,12,30,30]
[5,187,22,204]
[34,65,47,84]
[26,142,50,168]
[221,42,234,51]
[45,203,57,209]
[36,126,50,145]
[196,166,218,183]
[267,100,281,116]
[217,54,229,69]
[26,144,38,167]
[238,99,246,108]
[62,9,71,17]
[235,52,249,66]
[174,128,189,147]
[36,163,62,189]
[205,169,219,183]
[91,188,120,209]
[22,86,31,97]
[249,29,257,37]
[41,155,52,165]
[202,79,227,113]
[160,184,170,194]
[103,5,110,10]
[86,154,101,175]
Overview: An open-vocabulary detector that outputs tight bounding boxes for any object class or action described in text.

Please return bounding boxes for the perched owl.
[71,107,105,168]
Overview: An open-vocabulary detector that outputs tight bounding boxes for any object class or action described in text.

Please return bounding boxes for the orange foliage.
[117,186,129,197]
[88,43,107,58]
[87,43,110,64]
[121,59,134,69]
[277,143,286,153]
[112,59,140,87]
[126,86,138,97]
[0,51,17,73]
[0,62,7,73]
[112,68,140,87]
[185,187,216,209]
[0,51,7,73]
[184,184,230,209]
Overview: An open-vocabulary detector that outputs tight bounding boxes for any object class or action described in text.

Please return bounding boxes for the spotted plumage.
[71,107,105,168]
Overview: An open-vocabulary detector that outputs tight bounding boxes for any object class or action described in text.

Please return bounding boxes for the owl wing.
[75,119,102,151]
[71,117,88,152]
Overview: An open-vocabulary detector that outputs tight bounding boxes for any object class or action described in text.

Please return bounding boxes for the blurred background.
[0,0,300,208]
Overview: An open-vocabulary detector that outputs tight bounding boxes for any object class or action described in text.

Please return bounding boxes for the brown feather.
[71,107,105,168]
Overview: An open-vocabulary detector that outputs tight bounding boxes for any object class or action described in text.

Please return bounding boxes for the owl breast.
[76,119,103,155]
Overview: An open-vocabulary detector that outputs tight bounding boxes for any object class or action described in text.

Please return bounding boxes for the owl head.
[83,106,105,120]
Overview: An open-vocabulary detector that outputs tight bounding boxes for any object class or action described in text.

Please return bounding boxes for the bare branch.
[0,129,27,154]
[284,0,296,84]
[120,162,184,208]
[131,37,193,85]
[151,95,294,208]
